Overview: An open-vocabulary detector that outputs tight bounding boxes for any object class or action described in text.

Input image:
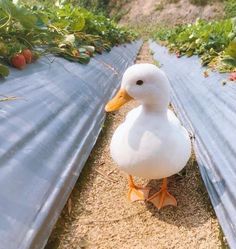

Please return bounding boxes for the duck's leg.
[147,178,177,210]
[127,175,151,202]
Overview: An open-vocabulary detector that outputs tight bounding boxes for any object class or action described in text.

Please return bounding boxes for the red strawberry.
[229,72,236,81]
[11,54,26,70]
[176,52,181,58]
[22,49,32,64]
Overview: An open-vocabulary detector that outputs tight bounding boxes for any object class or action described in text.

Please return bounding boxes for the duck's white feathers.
[110,106,191,179]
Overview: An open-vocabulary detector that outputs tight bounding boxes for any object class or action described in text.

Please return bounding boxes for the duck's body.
[110,106,191,179]
[105,63,192,209]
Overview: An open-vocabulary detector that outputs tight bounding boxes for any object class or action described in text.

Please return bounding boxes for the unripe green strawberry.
[31,51,40,62]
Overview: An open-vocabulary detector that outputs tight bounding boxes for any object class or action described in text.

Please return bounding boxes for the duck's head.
[105,63,170,112]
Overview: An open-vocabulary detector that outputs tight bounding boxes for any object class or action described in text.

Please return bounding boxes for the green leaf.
[52,20,69,29]
[0,0,37,29]
[0,63,9,77]
[225,39,236,59]
[77,53,90,64]
[70,17,85,31]
[222,56,236,67]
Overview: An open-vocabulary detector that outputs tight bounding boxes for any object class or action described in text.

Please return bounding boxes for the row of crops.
[153,17,236,78]
[0,0,136,77]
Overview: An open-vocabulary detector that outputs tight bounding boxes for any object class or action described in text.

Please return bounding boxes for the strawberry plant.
[154,18,236,73]
[0,0,136,77]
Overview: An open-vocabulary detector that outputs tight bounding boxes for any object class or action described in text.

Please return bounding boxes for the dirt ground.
[45,43,226,249]
[118,0,224,26]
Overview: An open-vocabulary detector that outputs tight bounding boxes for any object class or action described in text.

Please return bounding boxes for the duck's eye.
[136,80,144,86]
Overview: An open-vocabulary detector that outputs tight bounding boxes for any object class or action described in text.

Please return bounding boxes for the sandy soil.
[45,43,225,249]
[118,0,224,26]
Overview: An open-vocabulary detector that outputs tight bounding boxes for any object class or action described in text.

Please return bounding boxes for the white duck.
[105,63,191,210]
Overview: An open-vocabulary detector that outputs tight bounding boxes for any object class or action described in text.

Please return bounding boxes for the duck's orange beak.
[105,88,133,112]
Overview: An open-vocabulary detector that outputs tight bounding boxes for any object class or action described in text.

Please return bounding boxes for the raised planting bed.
[0,40,142,249]
[150,41,236,248]
[0,0,136,77]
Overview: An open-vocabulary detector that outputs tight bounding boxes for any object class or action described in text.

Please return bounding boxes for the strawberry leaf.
[0,63,9,77]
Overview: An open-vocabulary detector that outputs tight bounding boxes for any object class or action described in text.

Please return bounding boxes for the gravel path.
[45,43,225,249]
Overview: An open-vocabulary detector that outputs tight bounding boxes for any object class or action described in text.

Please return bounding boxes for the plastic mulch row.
[149,41,236,249]
[0,40,142,249]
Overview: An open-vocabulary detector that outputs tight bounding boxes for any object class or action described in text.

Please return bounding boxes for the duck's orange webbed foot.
[147,178,177,210]
[127,175,151,202]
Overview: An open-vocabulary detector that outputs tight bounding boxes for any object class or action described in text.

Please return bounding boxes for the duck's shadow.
[143,166,217,229]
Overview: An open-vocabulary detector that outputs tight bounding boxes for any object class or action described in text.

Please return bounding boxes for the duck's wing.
[167,109,181,126]
[167,109,193,138]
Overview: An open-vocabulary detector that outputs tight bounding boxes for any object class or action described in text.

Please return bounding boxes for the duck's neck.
[140,89,170,114]
[142,103,168,115]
